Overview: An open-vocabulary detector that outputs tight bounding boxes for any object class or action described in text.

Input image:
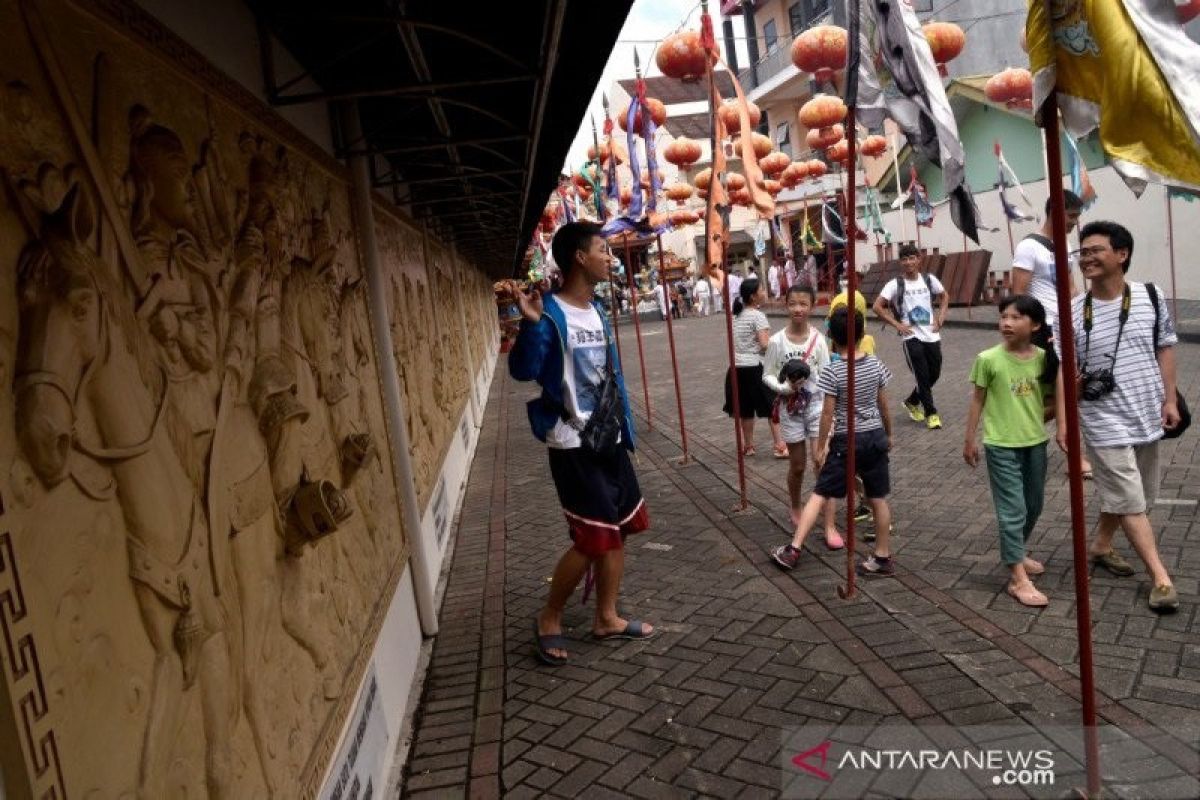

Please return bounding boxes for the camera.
[779,358,811,384]
[1079,367,1115,401]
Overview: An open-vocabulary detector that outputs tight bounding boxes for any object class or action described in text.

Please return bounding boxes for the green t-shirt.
[969,345,1049,447]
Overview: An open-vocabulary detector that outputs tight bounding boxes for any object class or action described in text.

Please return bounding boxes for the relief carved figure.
[13,175,235,799]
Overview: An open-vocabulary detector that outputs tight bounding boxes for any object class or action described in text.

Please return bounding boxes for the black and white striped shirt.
[817,355,893,435]
[1058,282,1177,447]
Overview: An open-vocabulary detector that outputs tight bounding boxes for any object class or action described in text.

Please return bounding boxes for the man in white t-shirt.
[726,271,743,312]
[651,282,669,320]
[873,243,949,429]
[1011,191,1084,328]
[1054,221,1181,612]
[767,259,781,299]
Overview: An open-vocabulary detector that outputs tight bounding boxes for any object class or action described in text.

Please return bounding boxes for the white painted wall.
[859,167,1200,301]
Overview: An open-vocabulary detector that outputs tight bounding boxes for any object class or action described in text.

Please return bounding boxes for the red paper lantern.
[670,209,701,226]
[1179,0,1200,23]
[733,131,774,160]
[799,94,847,137]
[586,141,609,164]
[693,167,712,190]
[718,99,762,135]
[617,97,667,132]
[665,183,694,203]
[696,187,709,200]
[663,137,703,168]
[731,187,751,206]
[619,186,632,206]
[806,159,827,180]
[985,68,1034,110]
[860,134,888,158]
[759,151,792,176]
[826,139,850,164]
[923,22,965,76]
[790,25,848,83]
[779,169,799,190]
[792,161,810,180]
[763,179,783,197]
[726,172,746,191]
[806,123,844,151]
[656,30,709,83]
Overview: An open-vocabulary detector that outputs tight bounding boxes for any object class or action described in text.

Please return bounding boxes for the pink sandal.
[1022,557,1045,576]
[824,529,845,550]
[1006,580,1048,608]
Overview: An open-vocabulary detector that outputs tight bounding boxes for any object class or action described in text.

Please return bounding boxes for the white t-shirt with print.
[879,274,946,343]
[761,326,830,400]
[1012,236,1067,326]
[1056,282,1178,448]
[546,301,609,450]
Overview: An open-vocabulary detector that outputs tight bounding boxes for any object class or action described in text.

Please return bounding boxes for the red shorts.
[548,446,649,559]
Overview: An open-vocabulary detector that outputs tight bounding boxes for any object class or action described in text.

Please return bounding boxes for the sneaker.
[1148,584,1179,612]
[771,544,802,570]
[856,555,896,577]
[1091,549,1135,577]
[926,414,942,430]
[854,504,872,522]
[903,400,925,422]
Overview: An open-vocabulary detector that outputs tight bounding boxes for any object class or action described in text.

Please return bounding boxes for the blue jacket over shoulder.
[507,292,636,450]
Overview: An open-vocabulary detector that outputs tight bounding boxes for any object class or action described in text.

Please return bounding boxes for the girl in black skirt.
[724,277,783,456]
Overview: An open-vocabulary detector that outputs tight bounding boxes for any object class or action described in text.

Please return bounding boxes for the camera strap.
[1082,283,1132,368]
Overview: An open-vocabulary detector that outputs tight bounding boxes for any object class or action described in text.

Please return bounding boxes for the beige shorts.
[1085,441,1161,516]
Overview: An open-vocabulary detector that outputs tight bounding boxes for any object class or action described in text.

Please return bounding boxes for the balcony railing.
[737,10,832,91]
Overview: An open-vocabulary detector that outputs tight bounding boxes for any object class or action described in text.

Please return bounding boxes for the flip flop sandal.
[1006,581,1048,608]
[593,620,655,641]
[532,620,568,666]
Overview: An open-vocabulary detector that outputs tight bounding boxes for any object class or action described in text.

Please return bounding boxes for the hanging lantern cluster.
[762,179,783,197]
[656,30,709,83]
[860,135,888,158]
[985,68,1034,110]
[618,97,667,132]
[759,151,792,177]
[826,139,850,165]
[922,21,965,76]
[732,131,774,160]
[693,167,712,191]
[799,94,847,138]
[726,173,746,191]
[780,160,810,189]
[663,137,703,168]
[806,159,827,180]
[731,187,752,206]
[790,25,848,83]
[665,182,694,204]
[806,123,844,152]
[670,208,701,226]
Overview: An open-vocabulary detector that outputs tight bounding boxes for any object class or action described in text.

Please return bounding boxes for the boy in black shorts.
[771,308,897,576]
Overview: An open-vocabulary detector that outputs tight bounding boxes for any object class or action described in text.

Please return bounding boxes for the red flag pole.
[1166,189,1179,323]
[1041,87,1102,799]
[608,260,625,367]
[622,238,653,430]
[657,235,691,462]
[838,108,858,600]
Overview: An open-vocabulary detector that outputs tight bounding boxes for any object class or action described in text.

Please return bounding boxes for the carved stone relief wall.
[0,0,415,797]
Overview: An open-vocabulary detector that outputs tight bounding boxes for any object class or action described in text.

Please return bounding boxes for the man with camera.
[1055,221,1181,611]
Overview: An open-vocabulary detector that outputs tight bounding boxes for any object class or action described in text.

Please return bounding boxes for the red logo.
[792,740,834,781]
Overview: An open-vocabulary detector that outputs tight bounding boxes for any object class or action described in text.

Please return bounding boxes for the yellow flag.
[1027,0,1200,193]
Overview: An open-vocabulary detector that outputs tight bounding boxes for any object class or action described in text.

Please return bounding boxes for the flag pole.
[838,104,859,600]
[1040,81,1103,800]
[1166,189,1179,323]
[656,236,691,462]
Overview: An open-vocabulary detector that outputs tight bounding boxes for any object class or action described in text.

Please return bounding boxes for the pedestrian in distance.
[873,243,949,430]
[771,308,896,577]
[1055,221,1182,611]
[506,221,655,666]
[761,284,843,549]
[963,295,1056,607]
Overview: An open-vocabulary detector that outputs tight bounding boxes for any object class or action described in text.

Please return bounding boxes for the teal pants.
[984,443,1048,566]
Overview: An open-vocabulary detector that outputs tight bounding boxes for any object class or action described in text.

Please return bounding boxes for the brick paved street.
[401,314,1200,799]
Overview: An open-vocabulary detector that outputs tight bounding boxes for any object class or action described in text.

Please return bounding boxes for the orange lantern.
[656,30,709,83]
[617,97,667,132]
[665,183,694,203]
[860,134,888,158]
[923,22,965,76]
[693,167,712,191]
[1179,0,1200,23]
[731,187,752,206]
[799,94,847,137]
[670,209,701,226]
[985,68,1033,110]
[733,131,774,160]
[759,151,791,176]
[718,99,762,134]
[790,25,848,83]
[587,141,610,164]
[792,161,810,180]
[805,123,844,151]
[696,187,709,200]
[664,137,703,168]
[763,179,783,197]
[726,172,746,191]
[826,139,850,164]
[779,169,799,190]
[619,186,632,206]
[639,170,665,190]
[806,159,827,180]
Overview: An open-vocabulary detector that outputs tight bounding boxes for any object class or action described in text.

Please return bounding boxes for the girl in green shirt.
[963,296,1055,607]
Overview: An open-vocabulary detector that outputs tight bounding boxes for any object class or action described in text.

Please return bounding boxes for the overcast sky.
[560,0,750,173]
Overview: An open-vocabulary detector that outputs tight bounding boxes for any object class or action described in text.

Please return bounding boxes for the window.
[789,0,831,35]
[805,0,830,23]
[763,19,778,53]
[788,3,804,36]
[775,121,791,149]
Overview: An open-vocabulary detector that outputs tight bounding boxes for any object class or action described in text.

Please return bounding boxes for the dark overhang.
[249,1,633,276]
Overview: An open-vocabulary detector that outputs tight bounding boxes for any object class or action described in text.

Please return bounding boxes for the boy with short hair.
[771,308,896,576]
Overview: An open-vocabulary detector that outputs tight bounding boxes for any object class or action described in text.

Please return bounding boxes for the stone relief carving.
[0,0,413,796]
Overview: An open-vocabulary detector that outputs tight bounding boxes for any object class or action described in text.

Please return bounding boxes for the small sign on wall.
[321,664,389,800]
[432,477,448,546]
[459,414,471,451]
